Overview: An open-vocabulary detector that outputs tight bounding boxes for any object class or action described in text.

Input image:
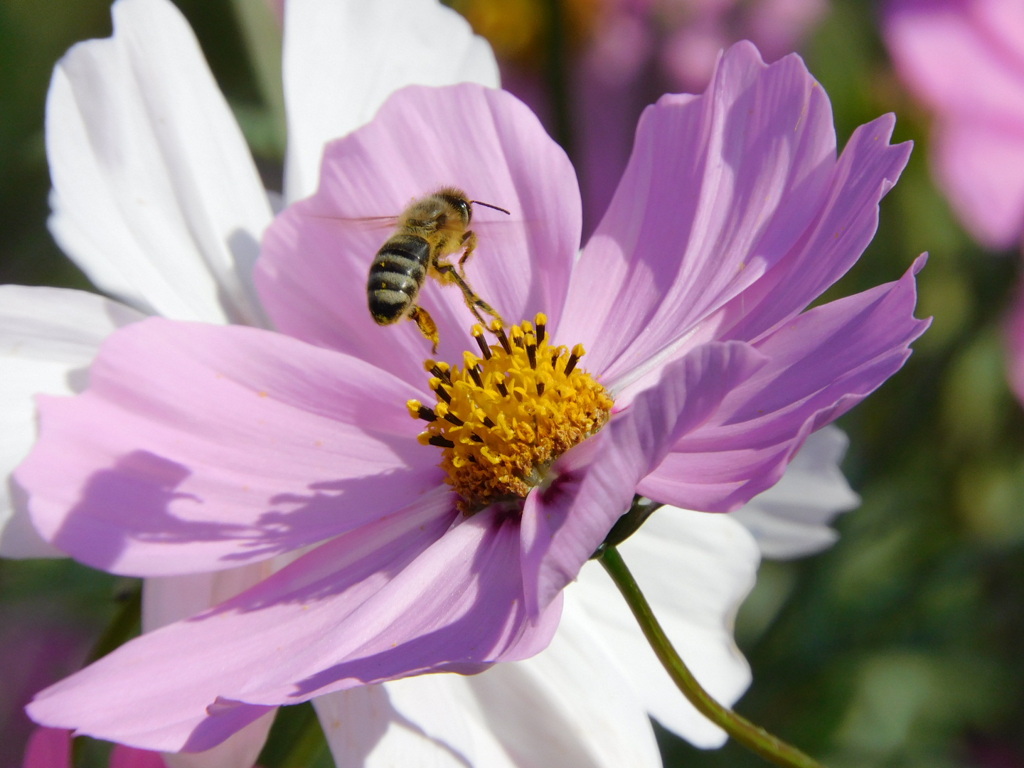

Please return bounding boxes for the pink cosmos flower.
[0,0,860,765]
[15,39,926,755]
[883,0,1024,251]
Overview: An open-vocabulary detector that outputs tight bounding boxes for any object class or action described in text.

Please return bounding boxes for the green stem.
[229,0,287,159]
[598,546,826,768]
[540,0,576,160]
[85,581,142,663]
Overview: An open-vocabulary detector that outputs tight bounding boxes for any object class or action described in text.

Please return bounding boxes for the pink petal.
[0,285,142,558]
[711,115,912,344]
[560,41,838,381]
[159,710,274,768]
[521,341,769,614]
[144,568,277,768]
[18,318,439,576]
[258,84,582,378]
[639,257,929,511]
[28,491,561,753]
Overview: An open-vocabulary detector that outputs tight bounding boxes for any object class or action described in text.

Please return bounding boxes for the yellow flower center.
[408,313,614,514]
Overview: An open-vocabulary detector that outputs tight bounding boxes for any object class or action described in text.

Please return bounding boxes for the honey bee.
[367,187,509,351]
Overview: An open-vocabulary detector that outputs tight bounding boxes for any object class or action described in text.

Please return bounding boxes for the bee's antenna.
[470,200,511,216]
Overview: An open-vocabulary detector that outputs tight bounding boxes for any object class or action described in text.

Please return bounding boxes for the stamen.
[564,344,585,375]
[472,325,492,359]
[431,378,452,404]
[428,361,452,385]
[411,317,613,514]
[468,364,484,389]
[491,320,512,354]
[406,400,437,422]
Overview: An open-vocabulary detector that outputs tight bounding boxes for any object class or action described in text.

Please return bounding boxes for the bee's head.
[435,188,472,224]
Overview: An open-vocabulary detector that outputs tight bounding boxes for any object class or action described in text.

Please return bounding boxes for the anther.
[564,344,586,376]
[526,342,537,370]
[430,378,452,404]
[443,412,465,426]
[469,364,484,388]
[495,379,509,397]
[492,322,512,354]
[430,363,452,385]
[472,325,492,359]
[470,433,484,442]
[407,400,437,422]
[535,313,547,344]
[537,381,545,396]
[428,435,456,448]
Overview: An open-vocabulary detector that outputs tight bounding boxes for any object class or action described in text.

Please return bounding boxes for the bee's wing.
[300,213,400,232]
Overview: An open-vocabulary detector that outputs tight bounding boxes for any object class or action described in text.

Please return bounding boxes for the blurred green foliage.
[1,0,1022,766]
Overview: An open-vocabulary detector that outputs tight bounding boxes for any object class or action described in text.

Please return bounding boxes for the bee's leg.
[456,230,478,278]
[434,262,504,327]
[408,305,440,353]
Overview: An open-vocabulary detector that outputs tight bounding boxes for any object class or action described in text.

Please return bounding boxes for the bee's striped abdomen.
[368,234,431,325]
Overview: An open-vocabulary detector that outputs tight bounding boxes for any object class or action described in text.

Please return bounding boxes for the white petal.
[575,508,759,747]
[316,681,518,768]
[282,0,500,202]
[46,0,273,325]
[461,598,662,767]
[316,602,660,768]
[731,426,860,559]
[0,285,143,557]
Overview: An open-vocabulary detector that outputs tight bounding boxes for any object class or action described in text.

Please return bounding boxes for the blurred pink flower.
[1007,274,1024,404]
[17,42,925,754]
[883,0,1024,250]
[564,0,828,231]
[884,0,1024,406]
[0,608,92,768]
[23,727,166,768]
